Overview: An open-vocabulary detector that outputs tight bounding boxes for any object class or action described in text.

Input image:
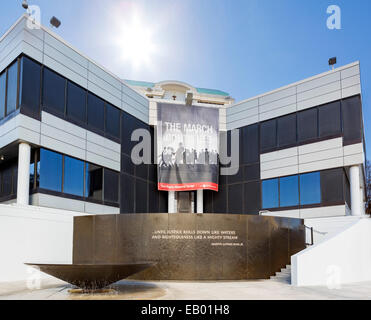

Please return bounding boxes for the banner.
[157,103,219,191]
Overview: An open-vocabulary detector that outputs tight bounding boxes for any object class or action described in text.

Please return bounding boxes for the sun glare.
[116,15,157,69]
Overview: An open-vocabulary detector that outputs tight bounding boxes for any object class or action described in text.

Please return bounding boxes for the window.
[242,124,259,164]
[244,181,261,214]
[262,178,279,209]
[87,93,104,132]
[297,108,318,143]
[320,168,344,204]
[105,103,120,139]
[0,72,5,119]
[300,172,321,205]
[104,169,119,203]
[1,166,13,197]
[66,81,86,124]
[318,101,341,138]
[277,114,297,148]
[260,119,277,153]
[85,163,103,201]
[42,68,66,116]
[6,61,18,115]
[120,173,134,213]
[279,175,299,207]
[63,156,84,197]
[342,96,362,145]
[228,183,243,214]
[19,57,41,118]
[135,178,147,213]
[39,149,63,192]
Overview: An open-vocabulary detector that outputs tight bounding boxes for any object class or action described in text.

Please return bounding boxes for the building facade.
[0,15,366,219]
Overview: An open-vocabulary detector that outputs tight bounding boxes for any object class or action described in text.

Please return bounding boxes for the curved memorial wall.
[73,213,306,280]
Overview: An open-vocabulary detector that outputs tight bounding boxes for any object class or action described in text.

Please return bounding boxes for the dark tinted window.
[120,173,134,213]
[213,185,227,213]
[228,184,243,214]
[87,93,104,132]
[342,96,362,144]
[321,168,344,204]
[319,101,341,138]
[121,112,137,155]
[260,119,277,153]
[1,166,13,196]
[85,163,103,201]
[104,169,119,203]
[244,181,261,214]
[148,183,159,213]
[300,172,321,205]
[277,114,296,147]
[106,104,120,139]
[243,163,260,182]
[6,61,18,115]
[19,57,41,118]
[280,175,299,207]
[297,108,318,143]
[63,156,84,197]
[242,124,259,164]
[135,178,147,213]
[0,72,6,119]
[39,149,63,192]
[66,81,86,124]
[42,68,65,116]
[262,178,279,209]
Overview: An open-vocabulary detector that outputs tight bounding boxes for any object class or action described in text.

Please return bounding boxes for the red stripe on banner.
[158,182,219,192]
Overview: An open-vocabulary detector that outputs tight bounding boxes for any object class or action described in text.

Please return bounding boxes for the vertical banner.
[157,103,219,191]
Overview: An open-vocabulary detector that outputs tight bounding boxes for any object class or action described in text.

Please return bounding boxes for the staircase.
[269,265,291,284]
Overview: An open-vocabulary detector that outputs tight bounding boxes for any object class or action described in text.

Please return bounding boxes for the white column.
[197,189,203,214]
[349,165,362,216]
[16,142,31,206]
[168,191,176,213]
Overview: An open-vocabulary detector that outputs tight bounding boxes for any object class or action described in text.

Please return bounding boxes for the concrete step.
[270,265,291,284]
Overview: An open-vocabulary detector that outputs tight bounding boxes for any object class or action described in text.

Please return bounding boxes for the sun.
[116,15,157,69]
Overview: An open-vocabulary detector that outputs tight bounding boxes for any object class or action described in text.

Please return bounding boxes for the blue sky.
[1,0,370,156]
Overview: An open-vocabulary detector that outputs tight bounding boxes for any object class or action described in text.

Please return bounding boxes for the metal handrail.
[304,225,314,246]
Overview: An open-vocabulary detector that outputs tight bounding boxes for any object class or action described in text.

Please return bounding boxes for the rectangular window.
[42,68,66,116]
[66,81,86,125]
[320,168,344,204]
[297,108,318,143]
[0,71,5,119]
[260,119,277,153]
[120,173,134,213]
[318,101,341,138]
[279,175,299,207]
[242,124,259,164]
[300,172,321,205]
[6,61,18,115]
[39,149,63,192]
[105,103,120,139]
[63,156,84,197]
[135,178,147,213]
[342,95,362,145]
[85,163,103,201]
[1,166,13,197]
[277,114,297,148]
[104,169,119,203]
[19,56,41,118]
[262,178,279,209]
[228,183,244,214]
[87,93,105,133]
[244,181,261,214]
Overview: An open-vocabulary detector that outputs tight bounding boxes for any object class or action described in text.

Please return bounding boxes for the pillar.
[349,165,362,216]
[197,189,203,214]
[16,142,31,206]
[168,191,176,213]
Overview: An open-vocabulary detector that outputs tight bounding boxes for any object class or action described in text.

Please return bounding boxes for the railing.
[304,225,314,246]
